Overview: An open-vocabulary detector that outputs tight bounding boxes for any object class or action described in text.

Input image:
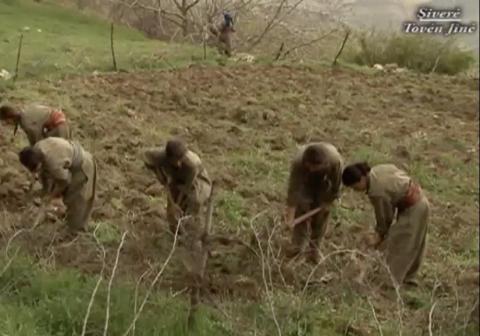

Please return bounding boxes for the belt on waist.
[44,109,66,130]
[70,141,84,172]
[396,181,422,212]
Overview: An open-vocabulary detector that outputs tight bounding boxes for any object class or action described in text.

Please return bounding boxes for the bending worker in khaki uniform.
[0,103,71,145]
[18,137,96,232]
[143,139,212,300]
[342,162,430,288]
[285,142,343,263]
[2,103,72,199]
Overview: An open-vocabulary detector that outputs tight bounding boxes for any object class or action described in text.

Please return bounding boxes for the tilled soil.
[0,65,478,326]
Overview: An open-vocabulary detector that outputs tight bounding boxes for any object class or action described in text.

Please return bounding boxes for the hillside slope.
[0,1,479,336]
[0,0,213,79]
[1,64,479,335]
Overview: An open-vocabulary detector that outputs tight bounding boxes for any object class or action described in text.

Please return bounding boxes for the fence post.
[110,23,118,71]
[14,33,24,81]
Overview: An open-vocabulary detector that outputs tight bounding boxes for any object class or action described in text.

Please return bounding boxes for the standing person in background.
[341,162,430,288]
[209,11,235,57]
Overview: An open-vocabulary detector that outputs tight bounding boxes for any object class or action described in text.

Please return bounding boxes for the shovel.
[291,205,325,227]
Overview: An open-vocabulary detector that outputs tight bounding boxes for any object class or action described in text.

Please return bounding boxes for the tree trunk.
[182,17,188,37]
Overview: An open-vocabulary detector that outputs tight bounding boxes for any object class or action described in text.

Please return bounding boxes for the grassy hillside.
[0,1,479,336]
[0,0,215,79]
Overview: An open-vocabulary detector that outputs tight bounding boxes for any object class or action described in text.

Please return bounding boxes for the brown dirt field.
[0,64,478,333]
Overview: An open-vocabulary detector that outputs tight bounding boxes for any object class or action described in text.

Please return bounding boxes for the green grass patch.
[216,190,249,228]
[0,0,216,79]
[332,203,366,227]
[231,150,287,183]
[346,144,391,165]
[91,220,122,245]
[345,32,476,75]
[0,254,233,336]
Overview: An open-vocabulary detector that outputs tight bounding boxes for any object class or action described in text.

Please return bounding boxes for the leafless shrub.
[81,223,108,336]
[121,215,184,336]
[81,0,353,61]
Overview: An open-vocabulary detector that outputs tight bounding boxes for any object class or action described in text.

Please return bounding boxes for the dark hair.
[19,147,43,172]
[0,105,19,120]
[302,145,325,165]
[342,162,371,186]
[224,12,233,26]
[165,139,187,161]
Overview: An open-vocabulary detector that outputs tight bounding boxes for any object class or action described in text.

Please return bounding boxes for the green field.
[0,0,217,79]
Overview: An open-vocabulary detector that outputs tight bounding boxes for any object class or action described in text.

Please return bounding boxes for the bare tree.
[171,0,201,36]
[91,0,354,61]
[107,0,204,37]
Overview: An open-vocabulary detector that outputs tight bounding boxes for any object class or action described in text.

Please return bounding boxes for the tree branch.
[121,216,185,336]
[332,29,350,66]
[103,231,128,336]
[247,0,305,51]
[185,0,201,12]
[277,29,337,61]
